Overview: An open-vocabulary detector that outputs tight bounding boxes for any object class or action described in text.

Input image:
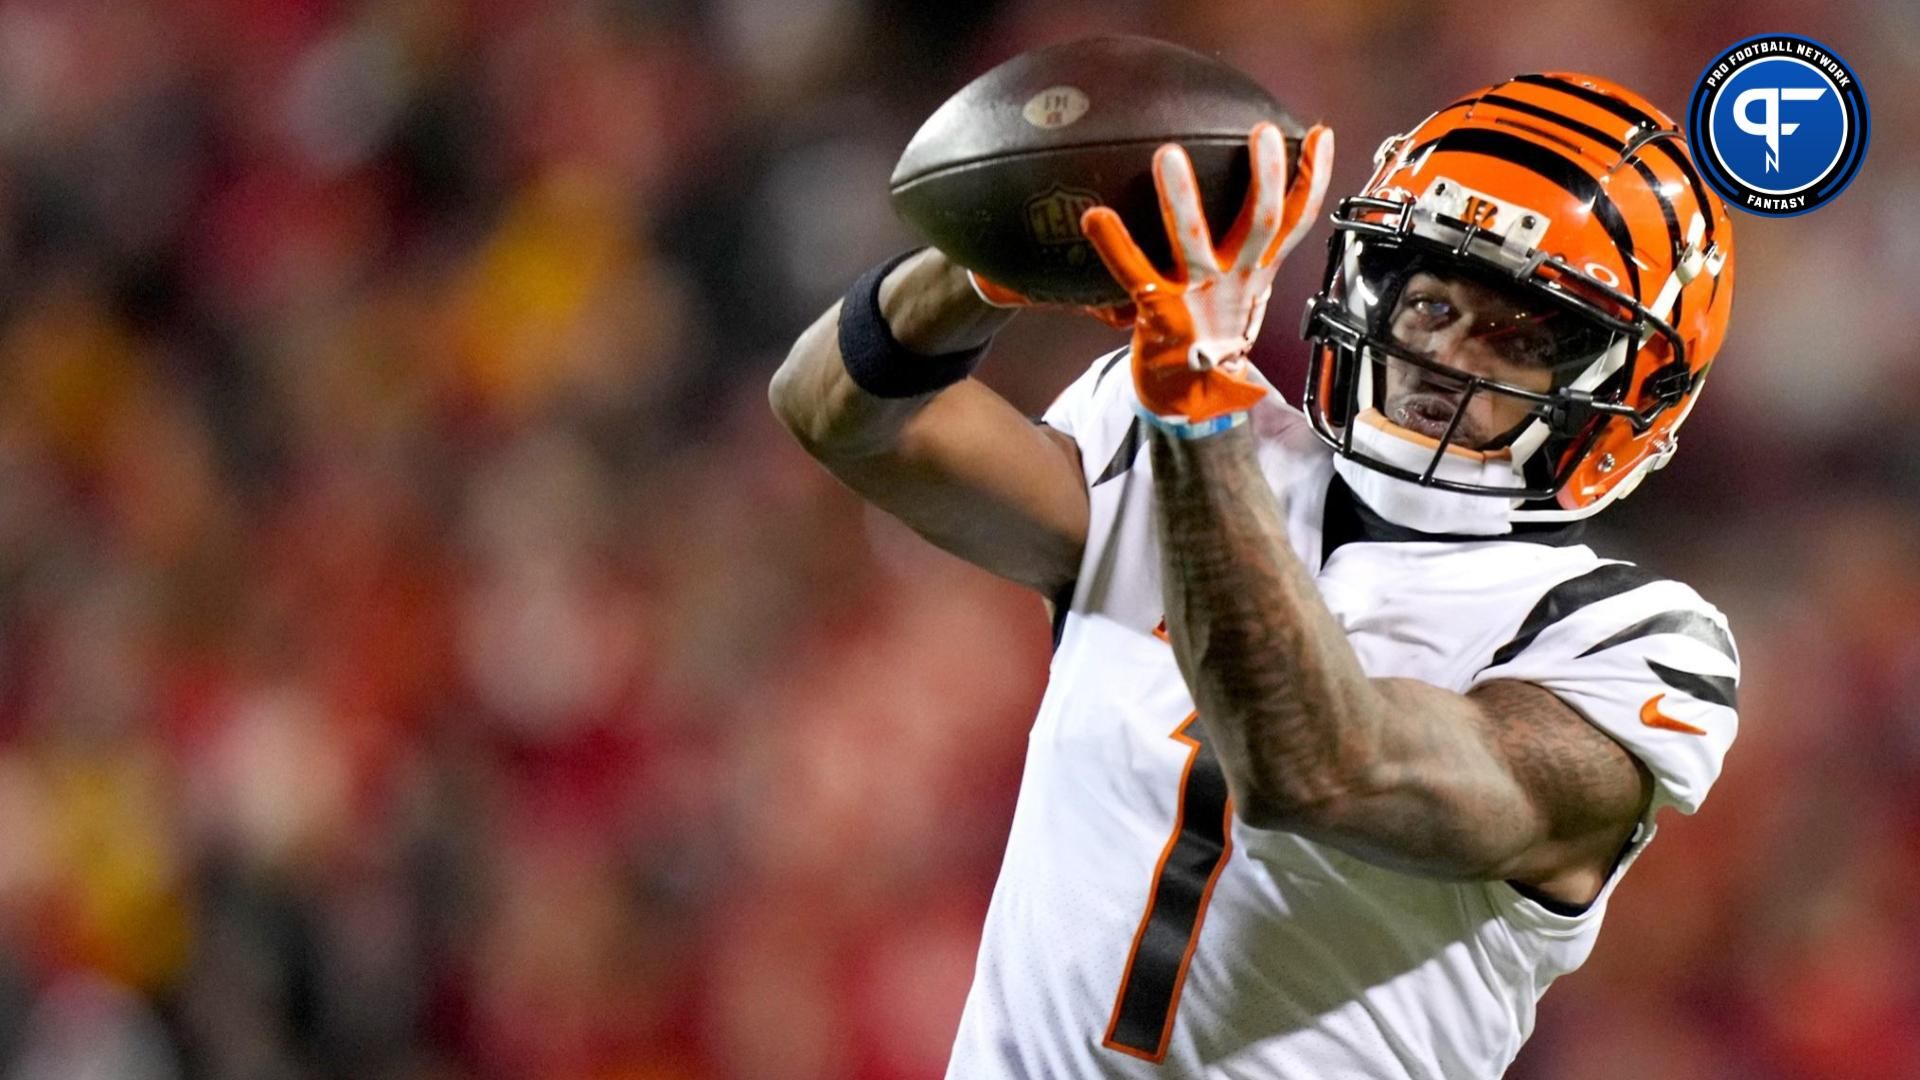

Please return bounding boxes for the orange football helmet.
[1301,72,1735,521]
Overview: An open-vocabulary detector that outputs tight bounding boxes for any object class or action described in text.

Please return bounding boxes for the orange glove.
[967,270,1138,330]
[1081,121,1334,429]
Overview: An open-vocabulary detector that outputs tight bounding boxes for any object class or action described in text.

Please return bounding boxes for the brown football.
[889,36,1304,306]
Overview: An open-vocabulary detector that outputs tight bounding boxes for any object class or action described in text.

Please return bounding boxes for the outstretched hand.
[1082,121,1334,426]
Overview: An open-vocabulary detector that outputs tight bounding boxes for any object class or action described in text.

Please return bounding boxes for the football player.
[769,73,1737,1078]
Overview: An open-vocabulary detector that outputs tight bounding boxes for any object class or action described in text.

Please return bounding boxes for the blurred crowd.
[0,0,1915,1077]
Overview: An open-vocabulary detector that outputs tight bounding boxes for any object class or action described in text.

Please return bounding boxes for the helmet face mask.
[1353,243,1626,449]
[1304,201,1682,502]
[1301,73,1735,522]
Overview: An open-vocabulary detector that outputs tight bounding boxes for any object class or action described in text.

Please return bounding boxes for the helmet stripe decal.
[1513,73,1663,130]
[1479,93,1624,153]
[1648,139,1715,243]
[1420,127,1643,300]
[1624,156,1684,324]
[1481,89,1687,276]
[1513,73,1717,244]
[1627,158,1683,262]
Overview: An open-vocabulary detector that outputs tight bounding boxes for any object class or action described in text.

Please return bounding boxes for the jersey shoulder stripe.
[1488,561,1666,668]
[1648,659,1737,710]
[1471,558,1737,814]
[1577,609,1736,664]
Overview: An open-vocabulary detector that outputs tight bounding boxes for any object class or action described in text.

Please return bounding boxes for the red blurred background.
[0,0,1914,1077]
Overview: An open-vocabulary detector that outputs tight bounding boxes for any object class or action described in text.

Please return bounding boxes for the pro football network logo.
[1688,34,1869,217]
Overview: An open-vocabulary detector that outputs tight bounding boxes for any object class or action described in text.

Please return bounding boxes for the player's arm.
[1078,120,1641,904]
[1151,429,1651,907]
[768,247,1089,595]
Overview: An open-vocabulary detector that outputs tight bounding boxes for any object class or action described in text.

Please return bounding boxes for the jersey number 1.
[1102,712,1234,1062]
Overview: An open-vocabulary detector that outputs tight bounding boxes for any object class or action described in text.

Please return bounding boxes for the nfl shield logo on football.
[1023,183,1101,276]
[1688,33,1869,217]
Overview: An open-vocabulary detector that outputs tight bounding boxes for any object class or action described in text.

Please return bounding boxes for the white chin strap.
[1332,415,1521,536]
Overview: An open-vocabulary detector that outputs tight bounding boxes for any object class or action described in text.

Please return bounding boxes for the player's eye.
[1403,294,1456,325]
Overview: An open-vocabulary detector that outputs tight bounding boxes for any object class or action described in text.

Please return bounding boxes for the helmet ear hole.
[1642,361,1693,413]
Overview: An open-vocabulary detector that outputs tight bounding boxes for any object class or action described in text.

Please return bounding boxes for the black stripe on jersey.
[1094,417,1146,487]
[1648,659,1737,710]
[1488,562,1664,668]
[1096,346,1130,388]
[1418,128,1642,301]
[1577,609,1734,663]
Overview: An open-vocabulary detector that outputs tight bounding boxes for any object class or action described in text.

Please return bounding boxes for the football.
[890,36,1304,306]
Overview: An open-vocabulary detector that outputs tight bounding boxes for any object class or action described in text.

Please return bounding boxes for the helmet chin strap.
[1332,412,1520,536]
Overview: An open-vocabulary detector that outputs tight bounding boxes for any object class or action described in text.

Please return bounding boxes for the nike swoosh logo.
[1640,693,1707,736]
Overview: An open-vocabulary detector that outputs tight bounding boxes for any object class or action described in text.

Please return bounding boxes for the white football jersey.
[944,351,1739,1079]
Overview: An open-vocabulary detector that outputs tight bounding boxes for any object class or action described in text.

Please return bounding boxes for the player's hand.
[967,270,1139,331]
[1081,121,1334,426]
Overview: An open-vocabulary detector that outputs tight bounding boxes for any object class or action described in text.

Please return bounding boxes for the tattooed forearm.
[1149,425,1384,813]
[1147,425,1649,894]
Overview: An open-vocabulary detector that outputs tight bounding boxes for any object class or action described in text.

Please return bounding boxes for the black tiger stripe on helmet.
[1406,126,1645,301]
[1509,74,1717,246]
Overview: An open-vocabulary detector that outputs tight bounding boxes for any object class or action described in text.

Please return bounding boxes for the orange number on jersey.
[1102,712,1235,1062]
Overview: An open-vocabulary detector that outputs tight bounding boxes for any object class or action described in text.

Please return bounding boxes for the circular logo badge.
[1022,86,1090,130]
[1688,34,1869,217]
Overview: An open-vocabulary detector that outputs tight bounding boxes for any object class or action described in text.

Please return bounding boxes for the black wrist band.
[838,249,991,398]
